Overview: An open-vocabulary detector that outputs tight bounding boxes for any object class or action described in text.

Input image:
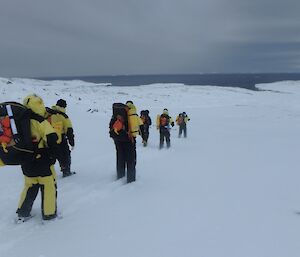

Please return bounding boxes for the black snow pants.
[57,137,71,174]
[114,138,136,183]
[179,124,187,138]
[141,125,150,143]
[159,127,171,148]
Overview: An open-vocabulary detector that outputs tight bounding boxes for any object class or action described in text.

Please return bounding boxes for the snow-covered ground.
[0,77,300,257]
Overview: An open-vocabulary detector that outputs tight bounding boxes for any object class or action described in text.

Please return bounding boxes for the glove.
[14,135,21,144]
[171,122,175,127]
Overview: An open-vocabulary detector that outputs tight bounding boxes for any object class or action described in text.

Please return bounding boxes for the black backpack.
[0,102,34,165]
[109,103,130,141]
[141,110,151,127]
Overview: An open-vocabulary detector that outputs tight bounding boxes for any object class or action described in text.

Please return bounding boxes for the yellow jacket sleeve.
[63,117,73,133]
[169,117,174,126]
[40,120,59,148]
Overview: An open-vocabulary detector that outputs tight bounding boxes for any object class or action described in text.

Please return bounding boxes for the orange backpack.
[140,115,146,124]
[160,116,169,126]
[112,115,125,134]
[177,115,184,125]
[0,116,13,144]
[109,103,130,141]
[0,102,34,165]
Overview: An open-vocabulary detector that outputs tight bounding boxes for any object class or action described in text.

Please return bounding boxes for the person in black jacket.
[109,101,143,183]
[140,110,152,146]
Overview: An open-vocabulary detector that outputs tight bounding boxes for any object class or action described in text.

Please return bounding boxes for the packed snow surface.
[0,78,300,257]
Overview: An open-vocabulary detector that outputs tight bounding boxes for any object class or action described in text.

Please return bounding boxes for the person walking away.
[109,101,142,183]
[16,94,59,222]
[156,108,174,149]
[46,99,75,177]
[140,110,152,146]
[176,112,190,138]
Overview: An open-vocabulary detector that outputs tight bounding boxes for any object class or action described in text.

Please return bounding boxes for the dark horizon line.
[30,72,300,91]
[36,71,300,80]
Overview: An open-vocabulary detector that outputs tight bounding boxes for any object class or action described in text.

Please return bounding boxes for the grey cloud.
[0,0,299,77]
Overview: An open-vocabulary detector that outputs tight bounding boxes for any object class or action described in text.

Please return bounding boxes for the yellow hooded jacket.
[156,110,174,129]
[22,94,59,177]
[47,105,74,145]
[176,115,190,125]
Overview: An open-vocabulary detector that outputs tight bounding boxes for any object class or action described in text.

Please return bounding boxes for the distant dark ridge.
[37,73,300,90]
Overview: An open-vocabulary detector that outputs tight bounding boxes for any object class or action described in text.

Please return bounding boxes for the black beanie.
[56,99,67,108]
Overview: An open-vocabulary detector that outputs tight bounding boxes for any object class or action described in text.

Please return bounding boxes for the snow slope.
[0,78,300,257]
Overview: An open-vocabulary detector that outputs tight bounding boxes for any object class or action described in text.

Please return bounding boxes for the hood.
[163,109,169,115]
[52,105,66,113]
[23,94,46,117]
[126,102,137,115]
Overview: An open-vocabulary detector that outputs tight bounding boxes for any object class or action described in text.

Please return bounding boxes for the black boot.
[62,167,75,177]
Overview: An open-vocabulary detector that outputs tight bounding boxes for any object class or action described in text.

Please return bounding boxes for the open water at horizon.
[39,73,300,90]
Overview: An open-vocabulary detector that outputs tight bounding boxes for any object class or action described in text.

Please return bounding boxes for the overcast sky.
[0,0,300,77]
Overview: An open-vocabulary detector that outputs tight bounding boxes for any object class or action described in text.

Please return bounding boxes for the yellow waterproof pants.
[18,165,57,217]
[0,158,5,167]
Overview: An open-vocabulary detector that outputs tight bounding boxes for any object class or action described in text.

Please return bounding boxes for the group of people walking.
[156,108,190,148]
[109,101,190,184]
[0,95,189,222]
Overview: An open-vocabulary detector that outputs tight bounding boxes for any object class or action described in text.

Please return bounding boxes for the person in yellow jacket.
[176,111,190,138]
[109,101,142,183]
[16,94,59,222]
[46,99,75,177]
[127,100,143,167]
[156,108,174,149]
